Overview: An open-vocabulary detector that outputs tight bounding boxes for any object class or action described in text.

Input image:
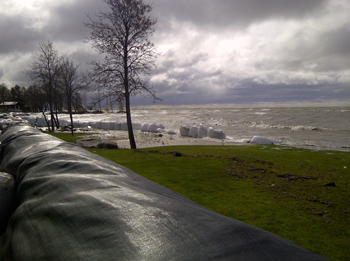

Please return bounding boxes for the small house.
[0,102,21,112]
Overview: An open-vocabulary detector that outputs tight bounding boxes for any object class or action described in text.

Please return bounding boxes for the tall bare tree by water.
[85,0,159,149]
[26,41,61,131]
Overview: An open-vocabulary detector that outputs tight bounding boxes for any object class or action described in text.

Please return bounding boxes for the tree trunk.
[125,93,136,149]
[68,96,74,136]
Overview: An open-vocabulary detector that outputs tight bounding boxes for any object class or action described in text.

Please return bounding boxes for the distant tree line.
[0,83,84,114]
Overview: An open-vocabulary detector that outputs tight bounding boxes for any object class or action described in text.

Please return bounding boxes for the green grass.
[46,133,350,261]
[42,131,96,143]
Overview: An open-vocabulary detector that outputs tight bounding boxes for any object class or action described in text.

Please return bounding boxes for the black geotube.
[0,120,329,260]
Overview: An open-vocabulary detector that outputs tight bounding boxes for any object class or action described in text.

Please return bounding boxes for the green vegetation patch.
[43,131,96,143]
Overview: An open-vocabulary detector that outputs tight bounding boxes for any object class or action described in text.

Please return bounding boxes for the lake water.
[29,106,350,151]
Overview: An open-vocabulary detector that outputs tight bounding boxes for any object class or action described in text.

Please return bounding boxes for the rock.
[76,139,118,149]
[324,182,336,187]
[172,151,183,157]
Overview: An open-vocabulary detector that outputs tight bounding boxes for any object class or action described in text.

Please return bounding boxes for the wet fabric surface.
[0,122,329,260]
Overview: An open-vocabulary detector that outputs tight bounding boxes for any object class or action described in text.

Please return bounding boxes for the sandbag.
[115,122,121,130]
[147,123,160,133]
[250,136,276,144]
[167,129,176,135]
[198,125,208,138]
[108,122,116,130]
[141,123,149,132]
[101,122,109,130]
[121,121,128,131]
[208,127,226,139]
[179,125,190,136]
[189,126,199,138]
[133,123,142,130]
[0,116,329,261]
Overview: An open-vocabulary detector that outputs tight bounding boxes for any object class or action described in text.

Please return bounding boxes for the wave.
[247,122,319,131]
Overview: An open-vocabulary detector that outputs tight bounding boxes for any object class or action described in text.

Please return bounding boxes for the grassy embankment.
[47,132,350,261]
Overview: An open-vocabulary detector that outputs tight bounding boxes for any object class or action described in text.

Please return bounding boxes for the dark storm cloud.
[0,15,42,54]
[0,0,349,106]
[153,0,326,32]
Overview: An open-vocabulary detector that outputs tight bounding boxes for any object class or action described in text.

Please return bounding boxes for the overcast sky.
[1,0,349,106]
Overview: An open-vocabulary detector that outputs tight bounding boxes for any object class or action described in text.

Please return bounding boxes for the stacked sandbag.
[121,122,128,131]
[37,117,47,127]
[189,126,199,138]
[108,122,116,130]
[133,123,142,130]
[115,122,121,130]
[180,125,191,136]
[147,123,160,133]
[88,121,97,129]
[208,127,226,139]
[198,125,208,138]
[141,123,149,132]
[102,122,109,130]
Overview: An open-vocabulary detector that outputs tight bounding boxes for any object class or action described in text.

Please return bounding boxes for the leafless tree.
[60,55,89,135]
[0,83,10,104]
[85,0,159,149]
[26,41,61,131]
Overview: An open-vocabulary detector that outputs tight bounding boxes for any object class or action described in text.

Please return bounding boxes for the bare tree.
[0,83,10,104]
[85,0,159,149]
[26,41,61,131]
[60,55,88,135]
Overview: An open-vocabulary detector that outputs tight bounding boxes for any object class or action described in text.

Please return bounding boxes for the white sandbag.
[121,122,128,131]
[198,125,208,138]
[0,172,15,234]
[147,123,160,133]
[133,123,142,130]
[108,122,116,130]
[37,118,46,127]
[208,128,226,139]
[167,129,176,135]
[102,122,109,130]
[27,117,36,127]
[250,136,276,144]
[115,122,121,130]
[189,126,199,138]
[89,122,97,129]
[141,124,149,132]
[59,119,69,126]
[180,125,190,136]
[156,128,166,133]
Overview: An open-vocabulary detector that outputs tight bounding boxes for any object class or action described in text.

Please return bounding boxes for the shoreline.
[69,129,350,152]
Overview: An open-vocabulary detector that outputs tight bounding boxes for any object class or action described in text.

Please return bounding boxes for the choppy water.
[30,106,350,151]
[130,106,350,151]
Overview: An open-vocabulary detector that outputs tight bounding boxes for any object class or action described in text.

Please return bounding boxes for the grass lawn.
[47,132,350,261]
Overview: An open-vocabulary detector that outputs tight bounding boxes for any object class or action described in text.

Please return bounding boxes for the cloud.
[0,0,349,106]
